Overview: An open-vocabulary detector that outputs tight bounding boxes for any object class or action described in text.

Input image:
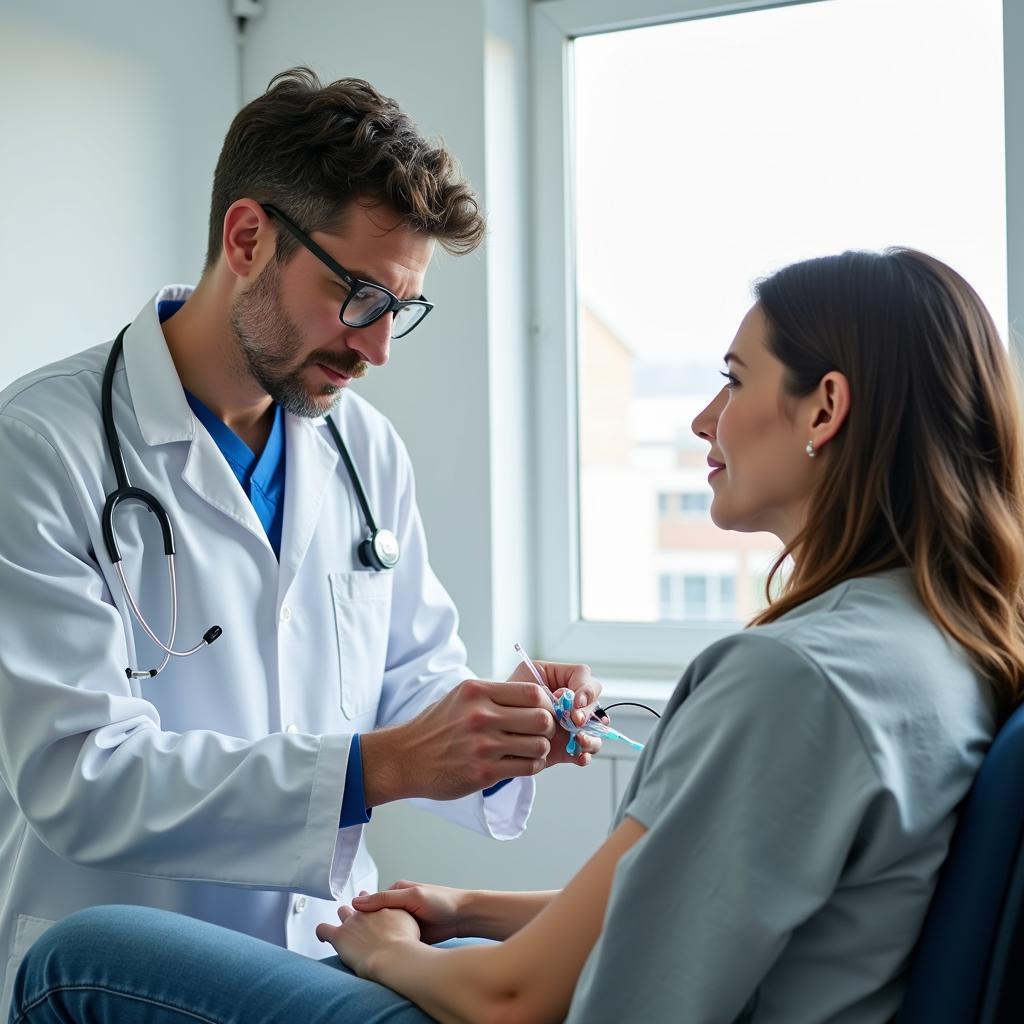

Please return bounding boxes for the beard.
[229,259,367,418]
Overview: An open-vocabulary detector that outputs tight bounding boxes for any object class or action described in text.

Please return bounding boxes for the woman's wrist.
[454,888,484,938]
[364,935,422,983]
[457,889,557,941]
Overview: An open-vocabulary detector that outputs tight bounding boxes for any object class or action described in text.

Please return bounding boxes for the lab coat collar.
[278,412,340,603]
[120,287,347,579]
[122,285,198,447]
[122,286,271,553]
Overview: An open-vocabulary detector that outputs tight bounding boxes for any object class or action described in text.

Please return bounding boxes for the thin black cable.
[323,414,379,532]
[600,701,661,719]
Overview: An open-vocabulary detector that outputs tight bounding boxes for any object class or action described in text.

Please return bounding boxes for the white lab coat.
[0,286,534,1014]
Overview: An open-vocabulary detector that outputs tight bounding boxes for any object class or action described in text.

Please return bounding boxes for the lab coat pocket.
[2,914,55,1014]
[329,571,393,719]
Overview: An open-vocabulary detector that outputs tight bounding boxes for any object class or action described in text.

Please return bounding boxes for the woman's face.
[691,304,819,545]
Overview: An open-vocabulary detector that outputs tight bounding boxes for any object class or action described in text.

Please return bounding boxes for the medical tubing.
[323,415,379,532]
[116,557,209,665]
[102,328,133,493]
[550,692,646,753]
[103,488,177,562]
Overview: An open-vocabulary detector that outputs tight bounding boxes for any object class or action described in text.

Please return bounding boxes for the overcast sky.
[573,0,1007,368]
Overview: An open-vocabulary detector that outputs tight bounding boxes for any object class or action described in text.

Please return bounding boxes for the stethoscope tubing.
[101,321,396,678]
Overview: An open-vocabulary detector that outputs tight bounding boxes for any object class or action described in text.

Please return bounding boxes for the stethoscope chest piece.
[101,323,399,679]
[324,414,399,573]
[360,528,400,571]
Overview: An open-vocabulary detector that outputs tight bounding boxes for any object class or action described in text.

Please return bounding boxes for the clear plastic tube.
[513,642,646,753]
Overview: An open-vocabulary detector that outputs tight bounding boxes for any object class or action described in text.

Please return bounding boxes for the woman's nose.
[692,387,727,441]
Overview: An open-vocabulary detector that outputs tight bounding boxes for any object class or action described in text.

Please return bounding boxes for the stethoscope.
[102,324,400,680]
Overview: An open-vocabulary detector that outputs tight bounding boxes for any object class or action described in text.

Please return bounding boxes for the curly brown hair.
[205,67,485,269]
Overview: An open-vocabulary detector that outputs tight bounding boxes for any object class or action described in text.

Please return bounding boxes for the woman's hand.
[315,898,420,980]
[350,880,467,944]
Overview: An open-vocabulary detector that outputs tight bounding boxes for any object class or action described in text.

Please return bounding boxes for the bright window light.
[574,0,1006,625]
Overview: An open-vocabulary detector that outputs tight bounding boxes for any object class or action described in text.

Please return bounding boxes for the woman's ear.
[807,371,850,451]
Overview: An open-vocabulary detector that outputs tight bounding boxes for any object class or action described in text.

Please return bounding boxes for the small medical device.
[551,690,646,754]
[101,324,398,680]
[513,642,654,753]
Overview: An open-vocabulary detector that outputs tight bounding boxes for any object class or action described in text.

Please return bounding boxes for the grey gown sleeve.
[565,633,880,1024]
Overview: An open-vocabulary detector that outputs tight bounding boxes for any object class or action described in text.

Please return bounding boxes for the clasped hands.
[316,880,473,979]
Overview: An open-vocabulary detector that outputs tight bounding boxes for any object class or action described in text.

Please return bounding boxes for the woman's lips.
[707,456,725,480]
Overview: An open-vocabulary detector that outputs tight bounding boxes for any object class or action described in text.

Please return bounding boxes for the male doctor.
[0,68,601,1012]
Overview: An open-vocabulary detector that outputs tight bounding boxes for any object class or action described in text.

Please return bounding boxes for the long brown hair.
[750,248,1024,718]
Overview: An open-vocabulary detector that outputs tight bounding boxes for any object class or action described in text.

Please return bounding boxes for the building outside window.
[533,0,1010,667]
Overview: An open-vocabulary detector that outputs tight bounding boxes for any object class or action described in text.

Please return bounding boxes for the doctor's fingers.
[491,704,557,739]
[566,731,602,757]
[491,732,553,760]
[494,754,550,779]
[551,686,605,728]
[502,663,602,717]
[480,679,556,710]
[531,660,602,709]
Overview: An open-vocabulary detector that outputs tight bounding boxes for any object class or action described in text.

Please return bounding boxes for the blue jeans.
[8,904,462,1023]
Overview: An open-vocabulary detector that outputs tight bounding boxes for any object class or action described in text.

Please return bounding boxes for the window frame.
[529,0,1023,673]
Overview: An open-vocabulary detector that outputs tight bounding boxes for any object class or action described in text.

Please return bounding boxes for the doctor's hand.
[506,659,606,768]
[361,678,565,804]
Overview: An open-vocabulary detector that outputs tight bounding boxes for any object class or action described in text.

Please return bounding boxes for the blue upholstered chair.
[899,701,1024,1022]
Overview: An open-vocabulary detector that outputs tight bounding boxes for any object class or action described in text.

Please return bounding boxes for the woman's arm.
[319,816,647,1024]
[459,888,557,941]
[353,882,558,942]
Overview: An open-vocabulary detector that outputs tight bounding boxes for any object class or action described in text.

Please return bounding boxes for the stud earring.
[805,440,817,459]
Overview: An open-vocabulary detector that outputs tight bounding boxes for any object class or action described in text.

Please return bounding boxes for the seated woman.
[11,247,1024,1024]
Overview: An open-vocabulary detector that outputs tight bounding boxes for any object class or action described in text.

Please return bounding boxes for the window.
[679,492,711,518]
[657,490,711,520]
[532,0,1014,671]
[659,572,738,621]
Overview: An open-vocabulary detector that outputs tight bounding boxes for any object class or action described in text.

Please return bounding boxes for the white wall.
[0,0,238,385]
[243,0,534,680]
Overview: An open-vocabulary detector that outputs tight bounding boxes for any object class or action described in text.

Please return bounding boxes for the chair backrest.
[899,701,1024,1023]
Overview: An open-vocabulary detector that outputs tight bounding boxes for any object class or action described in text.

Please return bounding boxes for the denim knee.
[10,906,137,1022]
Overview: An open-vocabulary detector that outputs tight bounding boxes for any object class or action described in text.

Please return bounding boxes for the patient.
[11,248,1024,1024]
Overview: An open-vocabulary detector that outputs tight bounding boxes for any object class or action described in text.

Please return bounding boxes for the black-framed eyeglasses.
[262,203,434,340]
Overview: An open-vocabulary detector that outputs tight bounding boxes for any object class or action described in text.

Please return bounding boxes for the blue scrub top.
[157,298,370,827]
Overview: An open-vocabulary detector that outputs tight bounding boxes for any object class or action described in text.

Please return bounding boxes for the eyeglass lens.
[342,285,428,338]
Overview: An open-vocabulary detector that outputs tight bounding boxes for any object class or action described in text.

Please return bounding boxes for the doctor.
[0,68,602,1013]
